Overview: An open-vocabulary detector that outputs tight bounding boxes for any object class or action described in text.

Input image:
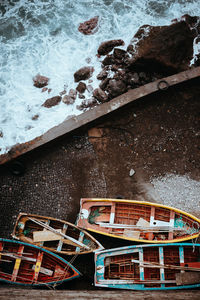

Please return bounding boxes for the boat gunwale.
[80,198,200,224]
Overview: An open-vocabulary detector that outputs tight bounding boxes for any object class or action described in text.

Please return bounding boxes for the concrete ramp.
[1,66,200,165]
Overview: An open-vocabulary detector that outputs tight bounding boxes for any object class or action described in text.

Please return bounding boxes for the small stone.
[78,16,99,35]
[33,74,49,88]
[32,114,39,120]
[42,96,61,108]
[129,169,135,176]
[76,82,86,93]
[41,87,48,93]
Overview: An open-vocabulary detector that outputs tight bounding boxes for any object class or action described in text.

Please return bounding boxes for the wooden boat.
[76,198,200,243]
[95,243,200,290]
[0,238,81,286]
[12,213,103,255]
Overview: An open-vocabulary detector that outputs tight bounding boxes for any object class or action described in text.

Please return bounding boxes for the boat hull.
[0,238,80,286]
[95,243,200,290]
[12,213,103,255]
[77,198,200,243]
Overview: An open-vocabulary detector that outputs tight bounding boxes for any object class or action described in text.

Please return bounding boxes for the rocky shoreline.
[29,15,200,121]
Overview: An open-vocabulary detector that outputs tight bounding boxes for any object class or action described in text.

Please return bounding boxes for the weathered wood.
[33,229,62,242]
[29,217,90,250]
[32,265,53,276]
[1,66,200,165]
[176,272,200,285]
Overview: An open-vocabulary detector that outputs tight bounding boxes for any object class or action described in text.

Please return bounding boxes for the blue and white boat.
[95,243,200,290]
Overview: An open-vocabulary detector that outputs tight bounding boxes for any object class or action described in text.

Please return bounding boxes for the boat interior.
[86,201,199,241]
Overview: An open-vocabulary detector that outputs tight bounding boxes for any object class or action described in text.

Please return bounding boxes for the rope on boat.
[28,217,90,250]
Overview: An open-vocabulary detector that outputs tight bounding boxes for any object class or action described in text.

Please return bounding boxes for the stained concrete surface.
[0,78,200,296]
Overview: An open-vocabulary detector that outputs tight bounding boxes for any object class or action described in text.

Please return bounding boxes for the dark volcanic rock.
[93,88,108,103]
[74,66,94,82]
[113,48,127,60]
[99,78,110,90]
[62,95,75,105]
[97,39,125,56]
[102,54,115,66]
[76,82,86,93]
[127,21,196,73]
[33,74,49,88]
[62,89,77,105]
[42,96,61,108]
[76,98,98,110]
[78,16,99,35]
[97,69,108,80]
[107,79,127,98]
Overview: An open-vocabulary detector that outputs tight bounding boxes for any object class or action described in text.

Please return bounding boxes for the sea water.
[0,0,200,154]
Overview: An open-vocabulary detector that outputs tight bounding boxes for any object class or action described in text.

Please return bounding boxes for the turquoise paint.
[95,243,200,290]
[0,238,81,286]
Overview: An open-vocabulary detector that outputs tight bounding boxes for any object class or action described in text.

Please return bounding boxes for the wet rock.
[93,88,108,103]
[127,44,134,54]
[59,90,67,96]
[97,69,108,80]
[76,98,98,110]
[102,54,115,66]
[99,78,110,90]
[41,87,48,93]
[69,89,77,100]
[62,89,76,105]
[78,93,85,99]
[74,66,94,82]
[127,21,196,73]
[42,96,61,108]
[97,39,125,56]
[87,85,94,93]
[33,74,49,88]
[76,82,86,93]
[78,16,99,35]
[125,72,140,87]
[113,48,127,60]
[32,114,39,121]
[107,79,127,98]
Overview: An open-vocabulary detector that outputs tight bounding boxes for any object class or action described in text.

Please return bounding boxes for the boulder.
[97,69,108,80]
[74,66,94,82]
[62,95,75,105]
[127,21,196,73]
[107,79,127,98]
[99,78,110,90]
[33,74,49,88]
[78,16,99,35]
[62,89,77,105]
[113,48,127,60]
[93,88,108,103]
[42,96,61,108]
[76,82,86,93]
[97,39,125,56]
